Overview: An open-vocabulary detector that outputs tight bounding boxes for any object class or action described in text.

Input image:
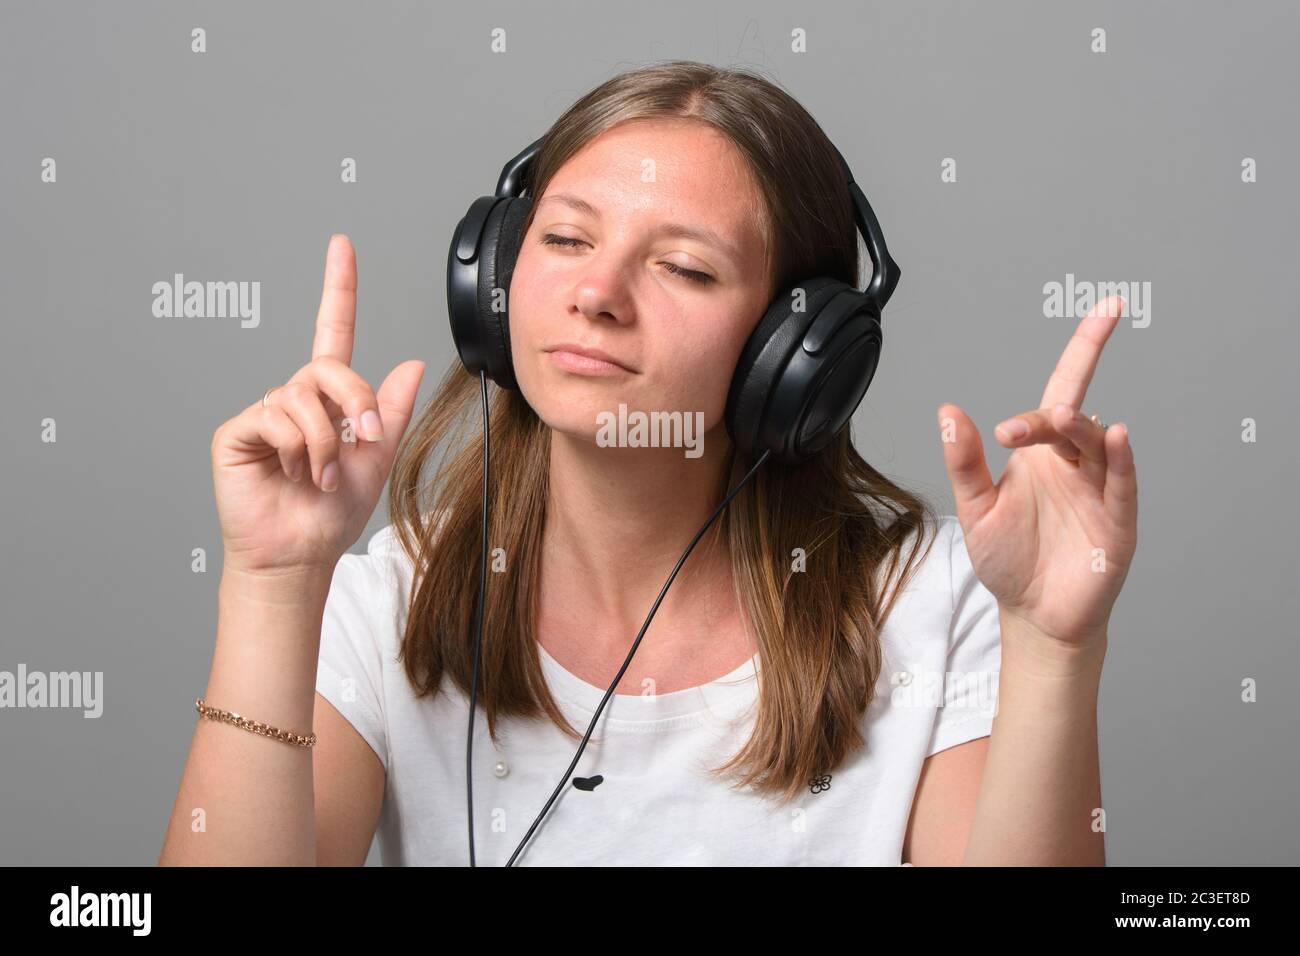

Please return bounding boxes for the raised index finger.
[1039,294,1125,410]
[312,234,358,366]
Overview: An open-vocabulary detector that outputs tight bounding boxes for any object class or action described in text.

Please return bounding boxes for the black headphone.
[446,132,901,866]
[446,134,901,464]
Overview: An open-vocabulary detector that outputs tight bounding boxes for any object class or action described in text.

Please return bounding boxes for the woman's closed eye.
[539,233,715,286]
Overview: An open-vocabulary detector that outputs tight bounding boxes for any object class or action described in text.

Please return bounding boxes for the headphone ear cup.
[475,196,533,390]
[725,276,848,459]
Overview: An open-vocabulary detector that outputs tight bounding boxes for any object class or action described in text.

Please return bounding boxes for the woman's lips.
[547,349,634,376]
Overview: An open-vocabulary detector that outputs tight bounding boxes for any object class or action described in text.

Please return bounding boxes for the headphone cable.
[466,369,490,867]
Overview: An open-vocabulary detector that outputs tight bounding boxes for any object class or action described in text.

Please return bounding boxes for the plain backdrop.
[1,0,1297,866]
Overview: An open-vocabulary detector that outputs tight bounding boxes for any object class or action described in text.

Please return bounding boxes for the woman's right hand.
[211,234,426,577]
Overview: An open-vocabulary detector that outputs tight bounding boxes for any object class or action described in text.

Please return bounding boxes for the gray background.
[1,0,1296,866]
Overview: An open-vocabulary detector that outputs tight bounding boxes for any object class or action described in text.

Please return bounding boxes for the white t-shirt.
[314,513,1002,866]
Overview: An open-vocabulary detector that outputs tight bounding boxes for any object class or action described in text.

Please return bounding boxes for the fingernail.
[361,409,384,441]
[321,461,339,492]
[998,418,1028,440]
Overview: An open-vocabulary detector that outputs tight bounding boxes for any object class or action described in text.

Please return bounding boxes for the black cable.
[465,369,490,867]
[504,446,772,867]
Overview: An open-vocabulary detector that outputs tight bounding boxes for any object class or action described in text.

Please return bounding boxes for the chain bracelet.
[195,697,317,748]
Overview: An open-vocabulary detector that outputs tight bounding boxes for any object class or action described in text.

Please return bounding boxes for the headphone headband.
[828,143,901,309]
[493,136,544,198]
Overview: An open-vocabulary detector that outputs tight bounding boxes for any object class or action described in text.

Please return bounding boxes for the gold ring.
[262,385,282,409]
[1087,413,1108,430]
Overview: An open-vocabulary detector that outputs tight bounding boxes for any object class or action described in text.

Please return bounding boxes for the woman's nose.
[573,268,635,325]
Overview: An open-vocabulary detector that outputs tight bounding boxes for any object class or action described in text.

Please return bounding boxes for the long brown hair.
[388,60,940,803]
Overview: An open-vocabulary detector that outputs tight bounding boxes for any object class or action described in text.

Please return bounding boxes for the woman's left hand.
[936,295,1138,653]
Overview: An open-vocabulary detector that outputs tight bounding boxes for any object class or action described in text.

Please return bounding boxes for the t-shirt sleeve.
[925,517,1002,758]
[315,550,390,772]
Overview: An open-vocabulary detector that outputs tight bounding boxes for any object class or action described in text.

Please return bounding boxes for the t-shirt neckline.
[535,640,760,723]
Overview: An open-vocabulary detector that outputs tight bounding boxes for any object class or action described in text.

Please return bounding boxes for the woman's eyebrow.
[538,192,741,265]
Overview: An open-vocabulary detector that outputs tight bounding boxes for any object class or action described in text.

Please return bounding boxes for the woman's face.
[507,117,774,453]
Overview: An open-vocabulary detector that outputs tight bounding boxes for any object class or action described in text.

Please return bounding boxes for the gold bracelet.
[195,697,317,748]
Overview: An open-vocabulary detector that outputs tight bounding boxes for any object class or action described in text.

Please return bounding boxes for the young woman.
[160,61,1136,866]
